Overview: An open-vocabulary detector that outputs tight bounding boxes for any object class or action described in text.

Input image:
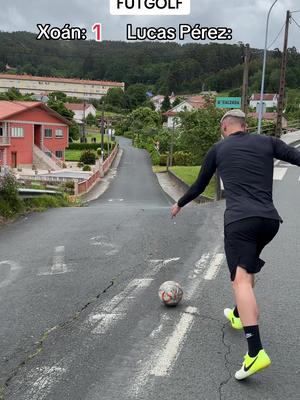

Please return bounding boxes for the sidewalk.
[82,149,123,203]
[281,129,300,145]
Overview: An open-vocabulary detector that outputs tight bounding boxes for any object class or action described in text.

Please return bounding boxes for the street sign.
[216,97,242,109]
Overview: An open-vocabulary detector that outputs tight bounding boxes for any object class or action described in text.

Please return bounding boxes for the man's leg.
[233,274,255,319]
[232,267,257,326]
[232,266,271,380]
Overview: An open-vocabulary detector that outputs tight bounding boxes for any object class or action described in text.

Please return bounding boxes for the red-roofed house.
[164,96,206,128]
[0,101,70,170]
[250,93,279,110]
[65,103,96,124]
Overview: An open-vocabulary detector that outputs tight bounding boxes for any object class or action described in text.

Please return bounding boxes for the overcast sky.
[0,0,299,50]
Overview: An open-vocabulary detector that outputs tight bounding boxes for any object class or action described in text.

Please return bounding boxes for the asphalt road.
[0,137,299,400]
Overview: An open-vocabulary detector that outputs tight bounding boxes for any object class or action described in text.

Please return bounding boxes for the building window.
[11,127,24,137]
[55,150,63,159]
[0,126,3,136]
[44,128,52,138]
[45,151,52,158]
[55,129,63,138]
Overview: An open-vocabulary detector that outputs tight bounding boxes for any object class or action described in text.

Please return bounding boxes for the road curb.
[167,170,214,204]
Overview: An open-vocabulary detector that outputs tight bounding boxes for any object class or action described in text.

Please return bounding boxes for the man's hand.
[171,203,181,219]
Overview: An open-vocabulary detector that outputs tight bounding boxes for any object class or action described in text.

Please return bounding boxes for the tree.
[85,112,97,126]
[125,84,148,110]
[177,100,223,165]
[48,91,68,103]
[161,95,171,112]
[69,121,80,141]
[103,88,126,110]
[172,97,181,107]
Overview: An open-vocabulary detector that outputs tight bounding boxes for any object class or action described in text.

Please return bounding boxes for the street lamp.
[257,0,279,134]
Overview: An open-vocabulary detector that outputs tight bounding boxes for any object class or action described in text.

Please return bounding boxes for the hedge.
[68,142,116,151]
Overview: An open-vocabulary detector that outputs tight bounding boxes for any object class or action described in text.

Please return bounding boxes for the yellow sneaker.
[224,308,243,330]
[235,349,271,380]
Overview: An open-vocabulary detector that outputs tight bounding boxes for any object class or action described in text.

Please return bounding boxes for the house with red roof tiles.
[65,103,96,124]
[164,96,206,128]
[0,101,70,170]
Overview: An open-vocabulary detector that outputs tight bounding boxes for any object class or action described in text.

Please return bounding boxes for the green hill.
[0,31,299,95]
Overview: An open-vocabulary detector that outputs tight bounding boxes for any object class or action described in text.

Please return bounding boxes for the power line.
[291,17,300,30]
[268,21,286,49]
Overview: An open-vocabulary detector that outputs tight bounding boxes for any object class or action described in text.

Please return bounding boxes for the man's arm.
[177,145,217,208]
[272,137,300,166]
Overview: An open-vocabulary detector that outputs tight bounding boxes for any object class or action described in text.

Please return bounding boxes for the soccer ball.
[158,281,183,307]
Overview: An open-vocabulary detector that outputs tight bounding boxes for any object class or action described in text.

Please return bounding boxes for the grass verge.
[23,195,70,212]
[152,165,216,199]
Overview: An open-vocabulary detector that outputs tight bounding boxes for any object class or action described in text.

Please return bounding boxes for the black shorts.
[224,217,280,281]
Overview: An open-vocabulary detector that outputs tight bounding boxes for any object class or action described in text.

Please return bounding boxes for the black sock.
[244,325,263,357]
[233,306,239,318]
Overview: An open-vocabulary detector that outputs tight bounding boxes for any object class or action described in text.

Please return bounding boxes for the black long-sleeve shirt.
[178,132,300,226]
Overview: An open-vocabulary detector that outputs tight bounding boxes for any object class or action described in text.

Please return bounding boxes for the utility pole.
[82,97,86,142]
[169,119,175,168]
[100,104,105,163]
[276,10,291,137]
[242,43,250,115]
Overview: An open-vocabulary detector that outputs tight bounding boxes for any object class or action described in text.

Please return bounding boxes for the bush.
[83,165,92,171]
[159,153,168,166]
[0,172,23,217]
[24,195,68,211]
[150,150,160,166]
[64,181,75,193]
[68,143,115,151]
[79,150,96,165]
[77,162,84,167]
[173,151,193,166]
[123,131,133,139]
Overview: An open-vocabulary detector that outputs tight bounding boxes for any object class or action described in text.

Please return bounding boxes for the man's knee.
[232,266,253,288]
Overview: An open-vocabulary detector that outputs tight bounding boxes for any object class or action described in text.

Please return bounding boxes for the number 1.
[92,23,102,42]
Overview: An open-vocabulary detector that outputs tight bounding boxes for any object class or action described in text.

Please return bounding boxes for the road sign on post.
[216,97,242,109]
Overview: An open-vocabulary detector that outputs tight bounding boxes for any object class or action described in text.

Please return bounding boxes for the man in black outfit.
[171,109,300,380]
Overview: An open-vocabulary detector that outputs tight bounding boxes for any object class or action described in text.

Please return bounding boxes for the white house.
[151,94,177,111]
[65,103,97,124]
[250,94,279,111]
[164,96,206,128]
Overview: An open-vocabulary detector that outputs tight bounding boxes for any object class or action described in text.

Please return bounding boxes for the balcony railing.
[0,136,10,145]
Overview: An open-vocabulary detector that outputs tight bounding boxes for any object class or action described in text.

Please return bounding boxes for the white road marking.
[0,260,21,288]
[38,247,70,276]
[130,251,224,396]
[25,362,68,400]
[149,315,169,338]
[203,253,225,281]
[51,246,67,274]
[146,257,180,277]
[90,236,120,256]
[185,252,212,300]
[150,306,197,377]
[273,167,288,180]
[90,278,153,335]
[188,253,210,280]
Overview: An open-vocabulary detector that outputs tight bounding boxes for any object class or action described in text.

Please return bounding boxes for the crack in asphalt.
[188,312,237,399]
[218,322,233,400]
[2,279,115,394]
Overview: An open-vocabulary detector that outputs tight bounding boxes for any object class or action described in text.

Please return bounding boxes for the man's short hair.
[221,109,246,125]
